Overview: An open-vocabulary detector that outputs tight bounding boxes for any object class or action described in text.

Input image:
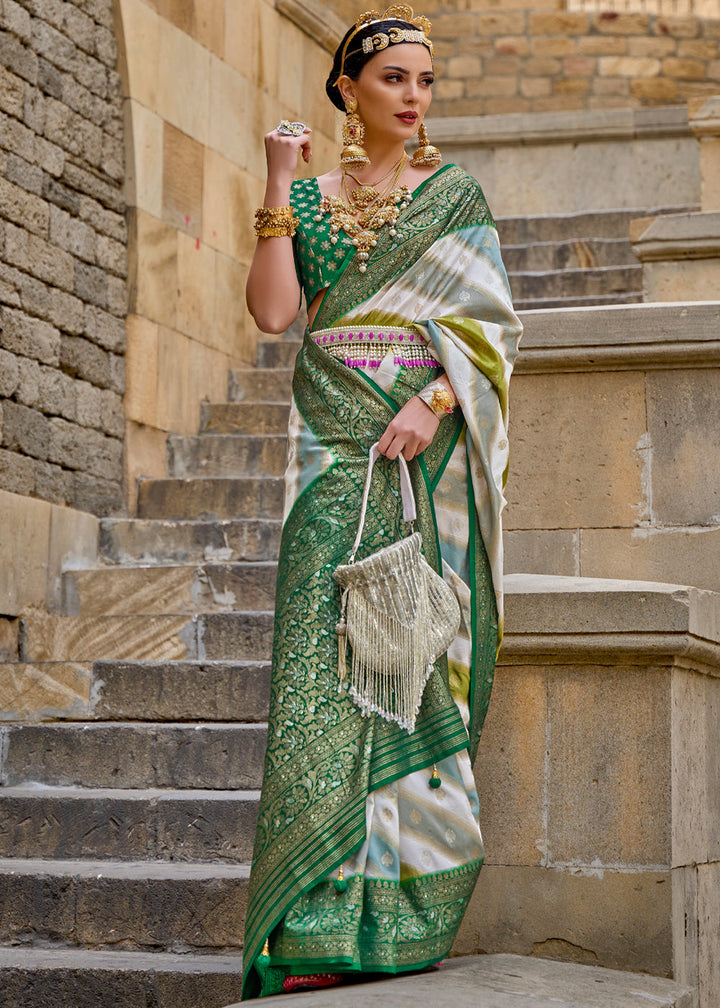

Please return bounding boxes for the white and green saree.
[242,164,522,999]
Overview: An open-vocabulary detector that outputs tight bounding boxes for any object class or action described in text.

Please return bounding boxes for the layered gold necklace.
[315,153,412,273]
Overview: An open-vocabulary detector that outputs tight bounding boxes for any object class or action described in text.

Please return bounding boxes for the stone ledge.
[515,301,720,372]
[275,0,345,53]
[429,104,691,149]
[631,212,720,261]
[246,953,692,1008]
[501,574,720,668]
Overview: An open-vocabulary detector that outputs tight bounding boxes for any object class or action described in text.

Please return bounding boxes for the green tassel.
[429,764,441,790]
[334,865,348,893]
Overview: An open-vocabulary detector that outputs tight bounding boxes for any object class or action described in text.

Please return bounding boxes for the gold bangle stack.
[254,206,298,238]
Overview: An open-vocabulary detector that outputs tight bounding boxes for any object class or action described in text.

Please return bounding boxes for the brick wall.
[0,0,127,516]
[430,10,720,117]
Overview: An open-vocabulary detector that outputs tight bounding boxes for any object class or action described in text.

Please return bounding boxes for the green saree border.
[465,449,498,763]
[269,856,485,976]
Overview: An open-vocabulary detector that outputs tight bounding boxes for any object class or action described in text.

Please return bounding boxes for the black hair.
[325,18,428,111]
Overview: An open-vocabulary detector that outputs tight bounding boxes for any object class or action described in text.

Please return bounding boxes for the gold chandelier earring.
[411,121,441,168]
[340,98,370,171]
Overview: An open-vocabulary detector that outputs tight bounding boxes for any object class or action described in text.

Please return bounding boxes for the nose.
[403,81,420,104]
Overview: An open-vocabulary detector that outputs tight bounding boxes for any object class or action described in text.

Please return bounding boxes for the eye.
[421,76,434,87]
[386,73,403,82]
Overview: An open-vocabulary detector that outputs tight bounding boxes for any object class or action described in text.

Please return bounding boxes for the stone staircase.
[496,204,695,310]
[0,209,705,1005]
[0,340,298,1008]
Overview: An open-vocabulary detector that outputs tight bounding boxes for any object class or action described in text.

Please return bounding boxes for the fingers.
[377,397,440,460]
[264,126,313,173]
[377,431,429,461]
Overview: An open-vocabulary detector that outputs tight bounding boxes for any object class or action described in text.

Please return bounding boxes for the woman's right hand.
[264,125,313,181]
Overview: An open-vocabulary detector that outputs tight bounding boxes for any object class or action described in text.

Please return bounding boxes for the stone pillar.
[631,96,720,302]
[690,95,720,212]
[457,573,720,1007]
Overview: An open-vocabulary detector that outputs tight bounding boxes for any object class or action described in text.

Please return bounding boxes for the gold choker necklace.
[315,154,412,272]
[344,155,405,209]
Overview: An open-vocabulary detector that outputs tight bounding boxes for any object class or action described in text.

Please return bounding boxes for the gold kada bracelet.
[254,206,298,238]
[417,381,456,419]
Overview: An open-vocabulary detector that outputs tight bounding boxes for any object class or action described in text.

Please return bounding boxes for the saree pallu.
[242,165,522,999]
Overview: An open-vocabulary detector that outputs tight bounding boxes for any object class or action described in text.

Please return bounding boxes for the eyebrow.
[382,65,434,74]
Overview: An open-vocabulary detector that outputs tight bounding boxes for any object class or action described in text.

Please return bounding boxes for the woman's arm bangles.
[416,380,456,419]
[254,206,298,238]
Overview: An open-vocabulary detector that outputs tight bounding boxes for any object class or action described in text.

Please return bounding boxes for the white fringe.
[334,532,460,734]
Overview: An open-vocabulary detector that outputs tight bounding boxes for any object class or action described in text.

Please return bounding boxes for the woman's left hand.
[377,397,439,461]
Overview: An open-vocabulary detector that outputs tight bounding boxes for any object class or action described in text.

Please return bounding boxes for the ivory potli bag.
[333,443,461,734]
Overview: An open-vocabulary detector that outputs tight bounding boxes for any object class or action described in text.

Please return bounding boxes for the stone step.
[512,290,643,312]
[0,857,249,953]
[0,785,259,862]
[495,204,695,244]
[99,518,282,566]
[255,339,302,368]
[1,722,267,789]
[0,658,271,724]
[0,946,244,1008]
[200,402,290,435]
[61,563,277,616]
[229,367,294,403]
[0,661,95,723]
[168,433,287,479]
[508,264,642,301]
[92,660,270,722]
[20,611,275,661]
[502,237,636,273]
[243,953,692,1008]
[137,476,284,521]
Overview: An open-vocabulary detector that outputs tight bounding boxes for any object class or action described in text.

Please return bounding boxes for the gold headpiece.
[334,6,433,85]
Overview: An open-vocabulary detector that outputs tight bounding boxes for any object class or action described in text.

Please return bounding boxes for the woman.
[242,5,522,998]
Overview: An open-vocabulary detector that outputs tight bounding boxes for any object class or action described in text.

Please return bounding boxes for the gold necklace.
[315,155,412,272]
[344,155,406,211]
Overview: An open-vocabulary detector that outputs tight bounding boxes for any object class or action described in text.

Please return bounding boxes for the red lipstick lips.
[396,112,417,124]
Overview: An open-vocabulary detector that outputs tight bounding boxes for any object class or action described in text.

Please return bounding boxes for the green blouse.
[289,178,355,307]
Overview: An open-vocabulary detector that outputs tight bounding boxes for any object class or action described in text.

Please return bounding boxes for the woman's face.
[342,42,434,144]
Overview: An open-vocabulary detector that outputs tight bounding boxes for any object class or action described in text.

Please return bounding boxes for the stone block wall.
[117,0,342,507]
[429,9,720,118]
[503,303,720,594]
[456,575,720,1005]
[0,0,127,515]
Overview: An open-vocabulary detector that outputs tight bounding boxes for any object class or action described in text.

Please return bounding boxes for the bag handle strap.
[348,442,416,563]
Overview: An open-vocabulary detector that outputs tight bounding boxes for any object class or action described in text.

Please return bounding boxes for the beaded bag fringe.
[333,447,460,734]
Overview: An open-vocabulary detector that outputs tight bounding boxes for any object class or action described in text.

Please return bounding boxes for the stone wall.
[504,302,720,594]
[432,105,700,216]
[459,574,720,1005]
[0,0,127,516]
[429,9,720,118]
[117,0,342,508]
